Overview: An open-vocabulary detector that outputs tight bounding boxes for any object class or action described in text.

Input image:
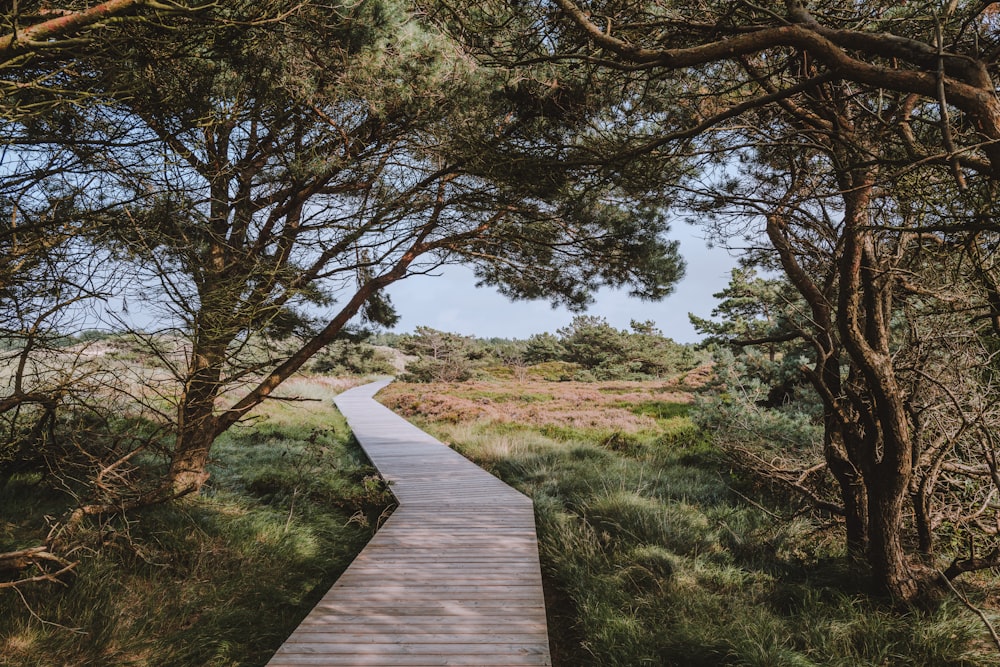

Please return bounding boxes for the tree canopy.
[1,0,686,505]
[421,0,1000,601]
[11,0,1000,609]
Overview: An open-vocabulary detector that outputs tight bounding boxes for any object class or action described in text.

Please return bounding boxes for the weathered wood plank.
[274,643,550,654]
[296,615,548,627]
[269,656,551,666]
[265,379,551,667]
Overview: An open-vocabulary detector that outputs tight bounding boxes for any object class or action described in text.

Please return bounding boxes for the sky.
[84,218,740,344]
[385,222,740,344]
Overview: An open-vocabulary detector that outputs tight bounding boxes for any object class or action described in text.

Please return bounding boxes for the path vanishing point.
[266,379,552,666]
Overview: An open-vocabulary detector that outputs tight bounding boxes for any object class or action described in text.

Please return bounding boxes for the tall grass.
[0,377,391,667]
[387,381,997,667]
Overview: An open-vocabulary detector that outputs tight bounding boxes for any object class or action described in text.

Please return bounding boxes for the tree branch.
[0,547,78,589]
[0,0,202,63]
[551,0,1000,175]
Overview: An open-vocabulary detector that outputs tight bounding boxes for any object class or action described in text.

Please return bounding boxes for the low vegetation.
[0,376,393,667]
[376,316,702,384]
[7,0,1000,660]
[5,320,1000,665]
[379,379,1000,667]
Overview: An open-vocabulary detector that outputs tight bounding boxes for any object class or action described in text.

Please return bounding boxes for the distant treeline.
[309,315,703,382]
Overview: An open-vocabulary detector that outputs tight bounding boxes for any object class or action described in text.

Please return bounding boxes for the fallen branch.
[726,444,844,516]
[9,585,87,634]
[0,546,78,589]
[722,479,785,520]
[937,569,1000,653]
[62,481,196,529]
[943,545,1000,580]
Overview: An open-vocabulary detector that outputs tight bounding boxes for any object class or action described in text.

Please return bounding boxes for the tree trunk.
[866,471,919,601]
[168,424,216,495]
[913,489,934,557]
[168,335,228,495]
[825,426,869,558]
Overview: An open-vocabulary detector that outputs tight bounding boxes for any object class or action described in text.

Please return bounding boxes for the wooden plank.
[296,615,548,628]
[280,632,545,643]
[265,379,552,667]
[268,656,551,666]
[273,644,550,655]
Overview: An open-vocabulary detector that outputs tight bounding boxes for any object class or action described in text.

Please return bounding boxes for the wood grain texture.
[266,379,552,667]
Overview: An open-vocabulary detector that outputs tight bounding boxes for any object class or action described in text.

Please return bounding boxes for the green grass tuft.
[391,381,1000,667]
[0,381,392,667]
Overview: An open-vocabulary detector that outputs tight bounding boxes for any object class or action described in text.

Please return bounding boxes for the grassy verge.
[378,380,997,667]
[0,376,392,667]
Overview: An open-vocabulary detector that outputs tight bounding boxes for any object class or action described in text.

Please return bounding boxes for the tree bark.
[837,175,922,600]
[914,487,934,557]
[825,425,868,557]
[168,423,216,495]
[866,469,919,601]
[168,332,227,495]
[766,210,871,555]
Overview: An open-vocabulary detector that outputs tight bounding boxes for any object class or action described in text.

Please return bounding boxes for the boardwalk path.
[266,379,552,666]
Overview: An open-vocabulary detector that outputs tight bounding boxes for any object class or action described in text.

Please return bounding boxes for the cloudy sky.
[385,222,740,344]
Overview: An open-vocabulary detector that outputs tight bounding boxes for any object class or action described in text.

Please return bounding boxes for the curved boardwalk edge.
[266,379,552,666]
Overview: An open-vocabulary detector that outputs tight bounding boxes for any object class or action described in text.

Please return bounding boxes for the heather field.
[380,378,696,433]
[378,379,999,667]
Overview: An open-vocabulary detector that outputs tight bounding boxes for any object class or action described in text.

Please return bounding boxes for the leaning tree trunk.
[854,360,919,601]
[764,210,872,554]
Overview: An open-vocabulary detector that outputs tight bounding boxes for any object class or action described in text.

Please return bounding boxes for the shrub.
[527,361,581,381]
[310,340,395,376]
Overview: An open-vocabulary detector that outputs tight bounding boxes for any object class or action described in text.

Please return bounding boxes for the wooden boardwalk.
[266,379,552,666]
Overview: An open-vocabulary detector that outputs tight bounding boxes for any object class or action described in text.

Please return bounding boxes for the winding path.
[266,379,552,666]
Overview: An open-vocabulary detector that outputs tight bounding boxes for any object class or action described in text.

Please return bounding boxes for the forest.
[5,0,1000,664]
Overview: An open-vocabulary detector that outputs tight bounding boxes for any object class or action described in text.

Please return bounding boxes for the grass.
[378,379,999,667]
[6,373,998,666]
[0,376,392,667]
